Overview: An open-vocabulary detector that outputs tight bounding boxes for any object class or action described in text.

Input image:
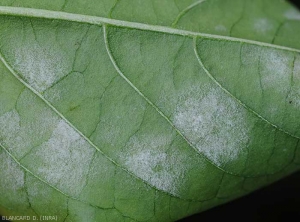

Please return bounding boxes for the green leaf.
[0,0,300,221]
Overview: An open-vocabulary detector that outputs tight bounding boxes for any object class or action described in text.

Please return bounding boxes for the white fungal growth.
[284,8,300,20]
[261,49,291,94]
[0,110,24,155]
[0,109,20,142]
[12,44,67,92]
[294,55,300,81]
[0,150,29,209]
[214,24,227,32]
[35,120,95,197]
[173,87,249,166]
[288,57,300,107]
[253,18,274,34]
[46,87,62,102]
[0,151,24,191]
[0,91,60,159]
[122,134,184,195]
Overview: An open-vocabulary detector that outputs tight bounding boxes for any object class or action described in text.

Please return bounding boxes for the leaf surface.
[0,0,300,221]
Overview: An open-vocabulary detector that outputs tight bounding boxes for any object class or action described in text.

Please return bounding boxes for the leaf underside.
[0,0,300,221]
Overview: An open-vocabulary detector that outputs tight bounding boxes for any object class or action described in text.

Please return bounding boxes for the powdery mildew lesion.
[214,24,227,32]
[0,90,60,159]
[0,150,25,191]
[260,49,291,94]
[25,172,69,218]
[173,86,249,167]
[288,54,300,108]
[33,120,95,197]
[121,134,185,195]
[0,109,21,150]
[0,149,29,211]
[0,109,37,159]
[12,44,68,92]
[284,8,300,20]
[253,18,275,34]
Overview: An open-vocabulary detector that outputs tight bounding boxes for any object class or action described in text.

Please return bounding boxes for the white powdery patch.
[122,134,184,195]
[0,98,60,159]
[215,24,227,32]
[291,94,300,108]
[45,87,62,102]
[261,49,291,93]
[0,109,20,143]
[294,56,300,82]
[12,44,67,92]
[284,8,300,20]
[36,120,95,197]
[0,110,25,157]
[288,58,300,107]
[253,18,275,34]
[101,121,123,147]
[173,87,249,166]
[0,151,24,191]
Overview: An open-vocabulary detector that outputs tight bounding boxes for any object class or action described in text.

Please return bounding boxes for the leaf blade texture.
[0,0,300,221]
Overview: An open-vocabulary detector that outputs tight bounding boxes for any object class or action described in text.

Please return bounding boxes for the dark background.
[1,1,300,222]
[179,171,300,222]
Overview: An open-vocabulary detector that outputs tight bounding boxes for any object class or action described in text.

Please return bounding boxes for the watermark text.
[2,215,58,221]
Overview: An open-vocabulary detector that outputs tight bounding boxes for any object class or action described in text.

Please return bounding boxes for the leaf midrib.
[0,6,299,53]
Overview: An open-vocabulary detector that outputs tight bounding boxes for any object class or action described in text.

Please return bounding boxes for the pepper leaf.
[0,0,300,221]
